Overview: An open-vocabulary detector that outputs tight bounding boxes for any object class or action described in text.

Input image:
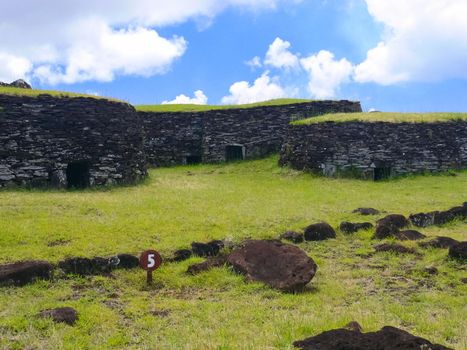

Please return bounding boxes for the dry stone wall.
[279,121,467,179]
[0,94,147,188]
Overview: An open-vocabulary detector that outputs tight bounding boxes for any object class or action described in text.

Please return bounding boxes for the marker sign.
[139,250,162,284]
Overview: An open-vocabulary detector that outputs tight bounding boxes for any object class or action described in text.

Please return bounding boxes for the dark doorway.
[374,167,392,181]
[225,145,244,162]
[186,155,202,165]
[66,161,90,188]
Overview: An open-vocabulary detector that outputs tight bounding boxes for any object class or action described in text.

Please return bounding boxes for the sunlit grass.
[0,86,124,102]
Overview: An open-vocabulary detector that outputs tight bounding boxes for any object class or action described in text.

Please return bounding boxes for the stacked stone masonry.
[0,94,147,188]
[279,121,467,179]
[140,100,362,166]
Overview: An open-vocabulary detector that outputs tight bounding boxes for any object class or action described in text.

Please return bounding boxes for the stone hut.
[0,93,147,188]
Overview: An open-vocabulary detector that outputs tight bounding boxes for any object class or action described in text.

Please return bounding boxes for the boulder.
[304,222,336,241]
[448,241,466,261]
[374,243,417,254]
[187,256,227,275]
[339,222,373,234]
[227,240,317,291]
[191,240,224,257]
[409,212,436,227]
[352,207,380,215]
[172,249,192,262]
[0,261,53,286]
[419,236,459,249]
[39,307,78,325]
[293,325,452,350]
[393,230,426,241]
[374,214,409,239]
[59,257,115,276]
[115,254,139,269]
[9,79,32,89]
[280,231,304,243]
[411,204,467,227]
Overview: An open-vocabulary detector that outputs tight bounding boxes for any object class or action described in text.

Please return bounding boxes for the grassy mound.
[0,86,123,102]
[0,156,465,349]
[294,112,467,125]
[135,98,312,112]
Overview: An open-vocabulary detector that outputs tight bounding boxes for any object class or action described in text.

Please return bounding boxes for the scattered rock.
[423,266,438,275]
[419,236,459,249]
[293,325,452,350]
[393,230,426,241]
[0,261,53,286]
[343,321,363,332]
[172,249,192,262]
[352,207,380,215]
[280,231,304,243]
[374,243,417,254]
[59,257,117,276]
[115,254,139,269]
[448,241,466,261]
[304,222,336,241]
[339,222,373,234]
[409,212,436,227]
[191,240,224,257]
[374,214,409,239]
[227,240,317,291]
[187,255,227,275]
[410,203,467,227]
[47,239,71,247]
[150,309,170,317]
[461,278,467,284]
[39,307,78,325]
[373,224,398,239]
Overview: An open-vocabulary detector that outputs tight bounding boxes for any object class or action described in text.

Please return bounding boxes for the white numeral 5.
[147,254,155,268]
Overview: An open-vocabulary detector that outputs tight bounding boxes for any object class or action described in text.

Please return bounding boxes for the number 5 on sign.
[139,250,162,284]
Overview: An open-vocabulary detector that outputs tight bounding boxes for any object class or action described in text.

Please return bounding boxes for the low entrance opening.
[66,161,90,188]
[225,145,244,162]
[186,155,202,165]
[374,167,392,181]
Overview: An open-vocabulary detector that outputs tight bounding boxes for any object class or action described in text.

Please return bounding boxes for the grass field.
[294,112,467,124]
[0,87,123,102]
[0,156,466,349]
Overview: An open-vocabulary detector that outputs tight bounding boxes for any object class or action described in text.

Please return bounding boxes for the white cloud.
[300,50,353,99]
[162,90,208,105]
[264,37,299,70]
[221,72,286,104]
[245,56,263,69]
[354,0,467,84]
[0,0,297,84]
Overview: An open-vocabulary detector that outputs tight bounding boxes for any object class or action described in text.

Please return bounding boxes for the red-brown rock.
[0,261,53,286]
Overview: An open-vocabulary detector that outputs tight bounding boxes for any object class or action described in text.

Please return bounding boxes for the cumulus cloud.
[0,0,296,84]
[245,56,263,69]
[221,72,286,104]
[300,50,353,99]
[264,37,299,70]
[162,90,208,105]
[354,0,467,84]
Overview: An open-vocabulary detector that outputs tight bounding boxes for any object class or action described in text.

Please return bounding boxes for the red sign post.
[139,250,162,285]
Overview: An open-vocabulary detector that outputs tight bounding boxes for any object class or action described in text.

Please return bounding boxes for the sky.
[0,0,466,111]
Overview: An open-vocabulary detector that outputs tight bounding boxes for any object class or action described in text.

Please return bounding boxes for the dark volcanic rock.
[227,240,317,291]
[339,222,373,234]
[9,79,32,89]
[115,254,139,269]
[409,212,436,227]
[293,325,452,350]
[172,249,193,262]
[419,236,459,249]
[374,214,409,239]
[280,231,304,243]
[411,204,467,228]
[393,230,426,241]
[0,261,53,286]
[352,207,380,215]
[191,240,224,257]
[374,243,417,254]
[59,257,115,276]
[304,222,336,241]
[39,307,78,325]
[343,321,363,333]
[373,224,398,239]
[187,255,227,275]
[448,241,467,261]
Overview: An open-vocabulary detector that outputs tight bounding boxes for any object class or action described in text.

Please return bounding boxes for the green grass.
[0,156,466,349]
[294,112,467,125]
[135,98,313,112]
[0,86,124,102]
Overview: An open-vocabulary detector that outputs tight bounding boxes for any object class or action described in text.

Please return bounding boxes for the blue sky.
[1,0,466,111]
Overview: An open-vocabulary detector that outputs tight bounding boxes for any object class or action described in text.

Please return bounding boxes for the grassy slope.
[0,156,466,349]
[0,86,123,102]
[135,98,312,112]
[294,112,467,124]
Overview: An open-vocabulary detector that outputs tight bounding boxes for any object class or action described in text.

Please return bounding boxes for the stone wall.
[140,100,362,166]
[279,121,467,179]
[0,94,147,188]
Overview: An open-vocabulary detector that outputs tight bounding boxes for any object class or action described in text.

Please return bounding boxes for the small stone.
[423,266,438,275]
[343,321,363,332]
[448,241,467,261]
[172,249,192,262]
[419,236,459,249]
[393,230,426,241]
[339,222,373,234]
[115,254,139,269]
[374,243,417,254]
[191,240,224,257]
[187,255,227,275]
[304,222,336,241]
[280,231,304,243]
[39,307,78,325]
[352,207,380,215]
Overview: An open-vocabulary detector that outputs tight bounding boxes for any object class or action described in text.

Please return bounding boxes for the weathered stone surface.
[410,203,467,227]
[0,261,53,286]
[280,231,304,243]
[191,240,224,257]
[419,236,460,249]
[280,121,467,179]
[293,326,452,350]
[393,230,426,241]
[339,221,373,234]
[59,257,118,276]
[227,240,317,291]
[187,256,227,275]
[374,243,418,254]
[172,249,192,262]
[304,222,336,241]
[115,254,139,269]
[374,214,409,239]
[0,79,32,89]
[409,212,437,227]
[352,207,380,215]
[343,321,363,333]
[39,307,78,325]
[449,241,467,261]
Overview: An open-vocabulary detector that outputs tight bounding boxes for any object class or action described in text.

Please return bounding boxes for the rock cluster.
[0,261,53,286]
[410,202,467,227]
[0,79,32,89]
